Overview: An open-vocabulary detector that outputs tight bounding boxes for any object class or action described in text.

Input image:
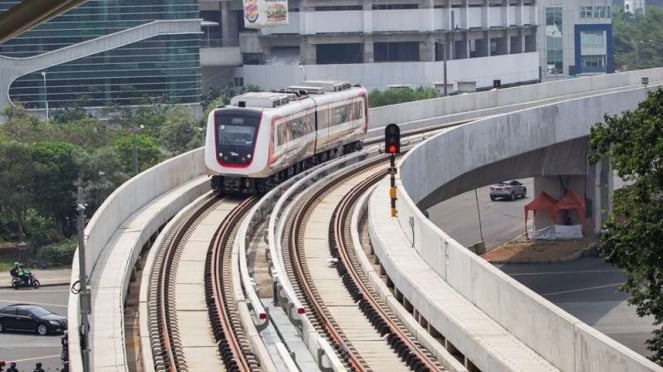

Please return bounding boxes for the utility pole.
[41,72,49,121]
[76,188,91,371]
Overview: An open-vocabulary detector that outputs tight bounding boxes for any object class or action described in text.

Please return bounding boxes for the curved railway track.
[281,157,446,371]
[147,195,261,371]
[142,127,455,371]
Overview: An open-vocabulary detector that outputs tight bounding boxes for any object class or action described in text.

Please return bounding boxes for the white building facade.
[200,0,613,92]
[624,0,646,14]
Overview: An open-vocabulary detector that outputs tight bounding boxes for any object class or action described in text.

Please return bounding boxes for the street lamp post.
[630,40,639,68]
[436,41,448,96]
[41,72,49,121]
[552,30,557,74]
[132,125,143,176]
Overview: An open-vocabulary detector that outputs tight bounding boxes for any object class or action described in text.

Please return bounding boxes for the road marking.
[509,269,620,277]
[543,282,624,296]
[5,354,60,362]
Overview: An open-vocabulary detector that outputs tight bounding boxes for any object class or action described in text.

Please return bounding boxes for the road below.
[428,179,657,359]
[0,285,68,371]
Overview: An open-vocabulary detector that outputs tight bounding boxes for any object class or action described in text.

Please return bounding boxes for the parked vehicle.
[0,304,67,336]
[489,180,527,201]
[10,272,40,289]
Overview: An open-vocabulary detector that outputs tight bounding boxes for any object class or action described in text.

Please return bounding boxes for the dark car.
[0,304,67,336]
[489,180,527,201]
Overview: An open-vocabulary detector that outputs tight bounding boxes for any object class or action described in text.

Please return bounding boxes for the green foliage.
[113,134,165,175]
[0,141,35,240]
[35,240,75,268]
[612,6,663,70]
[24,209,61,248]
[368,86,440,107]
[0,104,43,144]
[158,106,204,155]
[31,142,83,226]
[75,147,128,211]
[589,88,663,364]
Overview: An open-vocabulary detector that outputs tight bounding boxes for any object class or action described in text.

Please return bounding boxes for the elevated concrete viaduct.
[67,69,663,371]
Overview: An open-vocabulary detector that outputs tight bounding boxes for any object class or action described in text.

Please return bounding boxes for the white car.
[489,180,527,201]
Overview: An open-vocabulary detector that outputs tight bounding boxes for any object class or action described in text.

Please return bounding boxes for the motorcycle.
[10,272,40,289]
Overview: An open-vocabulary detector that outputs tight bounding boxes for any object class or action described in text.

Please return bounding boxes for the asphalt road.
[427,178,534,250]
[496,258,656,357]
[428,178,657,359]
[0,285,69,371]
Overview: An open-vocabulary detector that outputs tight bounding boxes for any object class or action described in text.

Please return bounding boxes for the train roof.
[229,81,362,109]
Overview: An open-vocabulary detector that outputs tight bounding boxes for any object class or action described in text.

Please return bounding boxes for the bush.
[35,240,75,268]
[368,86,440,108]
[25,209,62,248]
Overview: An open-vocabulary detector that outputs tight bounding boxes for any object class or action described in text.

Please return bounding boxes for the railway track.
[280,156,446,371]
[147,194,262,371]
[140,127,453,371]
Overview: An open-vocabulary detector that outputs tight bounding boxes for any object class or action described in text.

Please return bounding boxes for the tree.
[0,141,35,241]
[31,142,84,231]
[0,104,44,143]
[612,6,663,70]
[588,88,663,364]
[113,134,164,175]
[158,106,203,155]
[76,148,128,213]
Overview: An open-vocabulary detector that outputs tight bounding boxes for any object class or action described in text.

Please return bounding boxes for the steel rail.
[153,194,220,370]
[206,196,262,372]
[332,167,445,371]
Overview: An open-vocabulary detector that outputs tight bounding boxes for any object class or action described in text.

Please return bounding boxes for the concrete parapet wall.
[368,68,663,130]
[389,88,662,371]
[68,148,208,371]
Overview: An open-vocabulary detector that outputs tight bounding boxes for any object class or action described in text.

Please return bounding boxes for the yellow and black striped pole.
[389,153,397,217]
[384,123,400,218]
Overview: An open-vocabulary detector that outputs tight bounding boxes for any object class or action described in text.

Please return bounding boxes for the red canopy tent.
[524,191,558,238]
[554,190,585,228]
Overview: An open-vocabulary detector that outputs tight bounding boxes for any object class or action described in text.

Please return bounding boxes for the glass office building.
[0,0,201,110]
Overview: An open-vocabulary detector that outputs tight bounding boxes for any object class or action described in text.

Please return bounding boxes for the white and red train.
[204,80,369,194]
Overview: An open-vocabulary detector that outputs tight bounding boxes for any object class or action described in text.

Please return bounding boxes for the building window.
[546,7,563,74]
[580,30,605,48]
[316,44,363,64]
[374,42,419,62]
[582,55,606,68]
[580,6,592,18]
[594,6,609,18]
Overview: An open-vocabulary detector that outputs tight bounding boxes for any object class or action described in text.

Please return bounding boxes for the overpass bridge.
[67,69,663,371]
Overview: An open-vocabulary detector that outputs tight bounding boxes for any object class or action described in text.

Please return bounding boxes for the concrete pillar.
[299,36,316,64]
[421,34,436,62]
[593,158,612,233]
[362,0,373,34]
[220,1,235,47]
[363,35,374,63]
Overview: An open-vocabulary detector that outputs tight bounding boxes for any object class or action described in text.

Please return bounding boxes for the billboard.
[243,0,288,29]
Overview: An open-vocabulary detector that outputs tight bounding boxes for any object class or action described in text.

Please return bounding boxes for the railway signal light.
[385,123,400,154]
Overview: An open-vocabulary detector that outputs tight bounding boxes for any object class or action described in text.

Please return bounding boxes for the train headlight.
[247,154,252,159]
[218,152,223,157]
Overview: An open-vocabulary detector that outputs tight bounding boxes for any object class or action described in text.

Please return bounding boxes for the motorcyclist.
[34,362,45,372]
[9,262,19,280]
[6,362,18,372]
[17,264,31,285]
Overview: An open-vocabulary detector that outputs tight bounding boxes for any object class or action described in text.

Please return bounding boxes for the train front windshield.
[215,110,260,166]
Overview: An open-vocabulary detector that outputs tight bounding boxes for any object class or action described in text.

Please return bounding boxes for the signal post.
[384,123,400,217]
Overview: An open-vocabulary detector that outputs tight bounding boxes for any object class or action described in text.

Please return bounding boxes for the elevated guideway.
[368,82,663,371]
[67,68,663,371]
